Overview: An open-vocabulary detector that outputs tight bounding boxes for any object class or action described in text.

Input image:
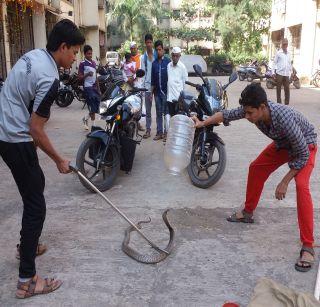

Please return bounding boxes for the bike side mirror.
[229,72,238,83]
[193,64,203,77]
[136,69,145,78]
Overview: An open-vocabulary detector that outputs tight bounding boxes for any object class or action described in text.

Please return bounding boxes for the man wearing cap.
[130,41,141,70]
[166,47,188,128]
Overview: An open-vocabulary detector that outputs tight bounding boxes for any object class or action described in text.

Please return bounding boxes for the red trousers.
[244,142,317,247]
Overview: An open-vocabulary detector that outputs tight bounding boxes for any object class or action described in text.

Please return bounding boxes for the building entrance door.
[7,3,34,67]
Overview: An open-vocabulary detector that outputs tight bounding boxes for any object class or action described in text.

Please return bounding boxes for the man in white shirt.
[166,47,188,128]
[272,38,292,105]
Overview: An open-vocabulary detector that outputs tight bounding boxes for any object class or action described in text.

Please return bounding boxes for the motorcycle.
[211,60,233,76]
[237,60,259,81]
[0,77,4,92]
[265,66,301,89]
[310,60,320,88]
[171,64,237,189]
[75,70,146,192]
[97,65,125,101]
[246,61,268,82]
[55,70,86,108]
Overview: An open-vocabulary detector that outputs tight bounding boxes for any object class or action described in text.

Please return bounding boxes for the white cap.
[130,41,137,48]
[172,46,182,54]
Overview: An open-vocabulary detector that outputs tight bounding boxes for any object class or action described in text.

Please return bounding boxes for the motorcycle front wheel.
[293,80,301,89]
[55,90,74,107]
[247,73,254,82]
[187,139,226,189]
[76,138,120,192]
[238,73,245,81]
[314,73,320,87]
[266,80,275,89]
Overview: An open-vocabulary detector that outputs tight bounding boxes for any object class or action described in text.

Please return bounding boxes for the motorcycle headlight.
[205,95,221,111]
[124,95,141,114]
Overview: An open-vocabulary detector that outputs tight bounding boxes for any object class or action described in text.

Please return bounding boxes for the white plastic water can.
[164,115,195,175]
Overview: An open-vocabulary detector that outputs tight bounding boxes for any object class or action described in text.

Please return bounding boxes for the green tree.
[169,27,214,52]
[210,0,271,54]
[109,0,162,42]
[168,0,215,52]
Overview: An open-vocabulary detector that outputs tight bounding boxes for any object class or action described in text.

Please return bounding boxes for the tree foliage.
[210,0,271,54]
[166,0,214,51]
[108,0,162,42]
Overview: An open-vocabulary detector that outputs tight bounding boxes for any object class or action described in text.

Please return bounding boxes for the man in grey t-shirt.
[0,19,85,298]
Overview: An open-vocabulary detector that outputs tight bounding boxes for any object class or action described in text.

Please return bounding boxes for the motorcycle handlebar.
[185,81,198,87]
[186,81,201,91]
[130,87,148,93]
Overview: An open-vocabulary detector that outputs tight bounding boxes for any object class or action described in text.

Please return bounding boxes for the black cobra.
[122,210,175,264]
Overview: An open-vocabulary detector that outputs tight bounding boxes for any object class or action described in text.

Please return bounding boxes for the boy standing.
[79,45,101,130]
[141,34,157,138]
[151,40,171,140]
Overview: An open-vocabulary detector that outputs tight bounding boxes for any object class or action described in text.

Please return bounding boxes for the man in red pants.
[193,83,317,272]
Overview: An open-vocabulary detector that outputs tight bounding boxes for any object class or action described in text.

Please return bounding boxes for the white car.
[106,51,119,67]
[180,55,207,75]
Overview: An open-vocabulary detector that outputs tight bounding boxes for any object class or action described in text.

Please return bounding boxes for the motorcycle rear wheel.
[55,90,74,107]
[187,139,226,189]
[76,138,120,192]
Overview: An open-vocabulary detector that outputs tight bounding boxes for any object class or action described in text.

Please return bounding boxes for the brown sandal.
[16,275,62,299]
[16,243,47,260]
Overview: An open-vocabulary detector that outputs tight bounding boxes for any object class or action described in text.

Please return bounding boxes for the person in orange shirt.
[130,41,141,69]
[129,41,144,131]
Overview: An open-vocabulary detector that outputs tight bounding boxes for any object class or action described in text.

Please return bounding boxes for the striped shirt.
[221,101,317,170]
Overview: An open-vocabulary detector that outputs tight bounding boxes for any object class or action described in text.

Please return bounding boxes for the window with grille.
[0,4,6,78]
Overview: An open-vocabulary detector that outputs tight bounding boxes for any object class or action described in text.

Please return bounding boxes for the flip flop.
[227,210,254,223]
[295,246,315,272]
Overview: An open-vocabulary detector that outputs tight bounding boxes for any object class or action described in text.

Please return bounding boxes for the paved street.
[0,78,320,306]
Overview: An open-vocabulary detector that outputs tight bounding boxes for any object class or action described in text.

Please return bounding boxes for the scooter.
[265,67,301,89]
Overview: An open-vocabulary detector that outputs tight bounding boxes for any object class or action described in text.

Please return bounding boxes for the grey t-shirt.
[0,49,59,143]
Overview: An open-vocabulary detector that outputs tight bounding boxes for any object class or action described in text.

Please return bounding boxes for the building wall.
[0,0,107,74]
[269,0,319,80]
[32,13,47,49]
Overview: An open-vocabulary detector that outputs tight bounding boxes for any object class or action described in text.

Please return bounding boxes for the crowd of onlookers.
[80,34,188,140]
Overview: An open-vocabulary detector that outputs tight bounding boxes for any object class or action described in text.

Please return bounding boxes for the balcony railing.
[98,0,105,9]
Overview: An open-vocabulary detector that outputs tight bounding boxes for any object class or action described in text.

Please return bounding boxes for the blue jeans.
[84,87,100,114]
[154,93,168,135]
[145,91,153,131]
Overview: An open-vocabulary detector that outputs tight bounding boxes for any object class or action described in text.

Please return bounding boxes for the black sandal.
[295,246,315,272]
[227,209,254,223]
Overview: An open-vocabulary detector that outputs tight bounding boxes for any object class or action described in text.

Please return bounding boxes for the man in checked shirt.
[193,83,317,272]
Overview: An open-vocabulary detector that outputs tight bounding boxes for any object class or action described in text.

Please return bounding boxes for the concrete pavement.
[0,78,319,306]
